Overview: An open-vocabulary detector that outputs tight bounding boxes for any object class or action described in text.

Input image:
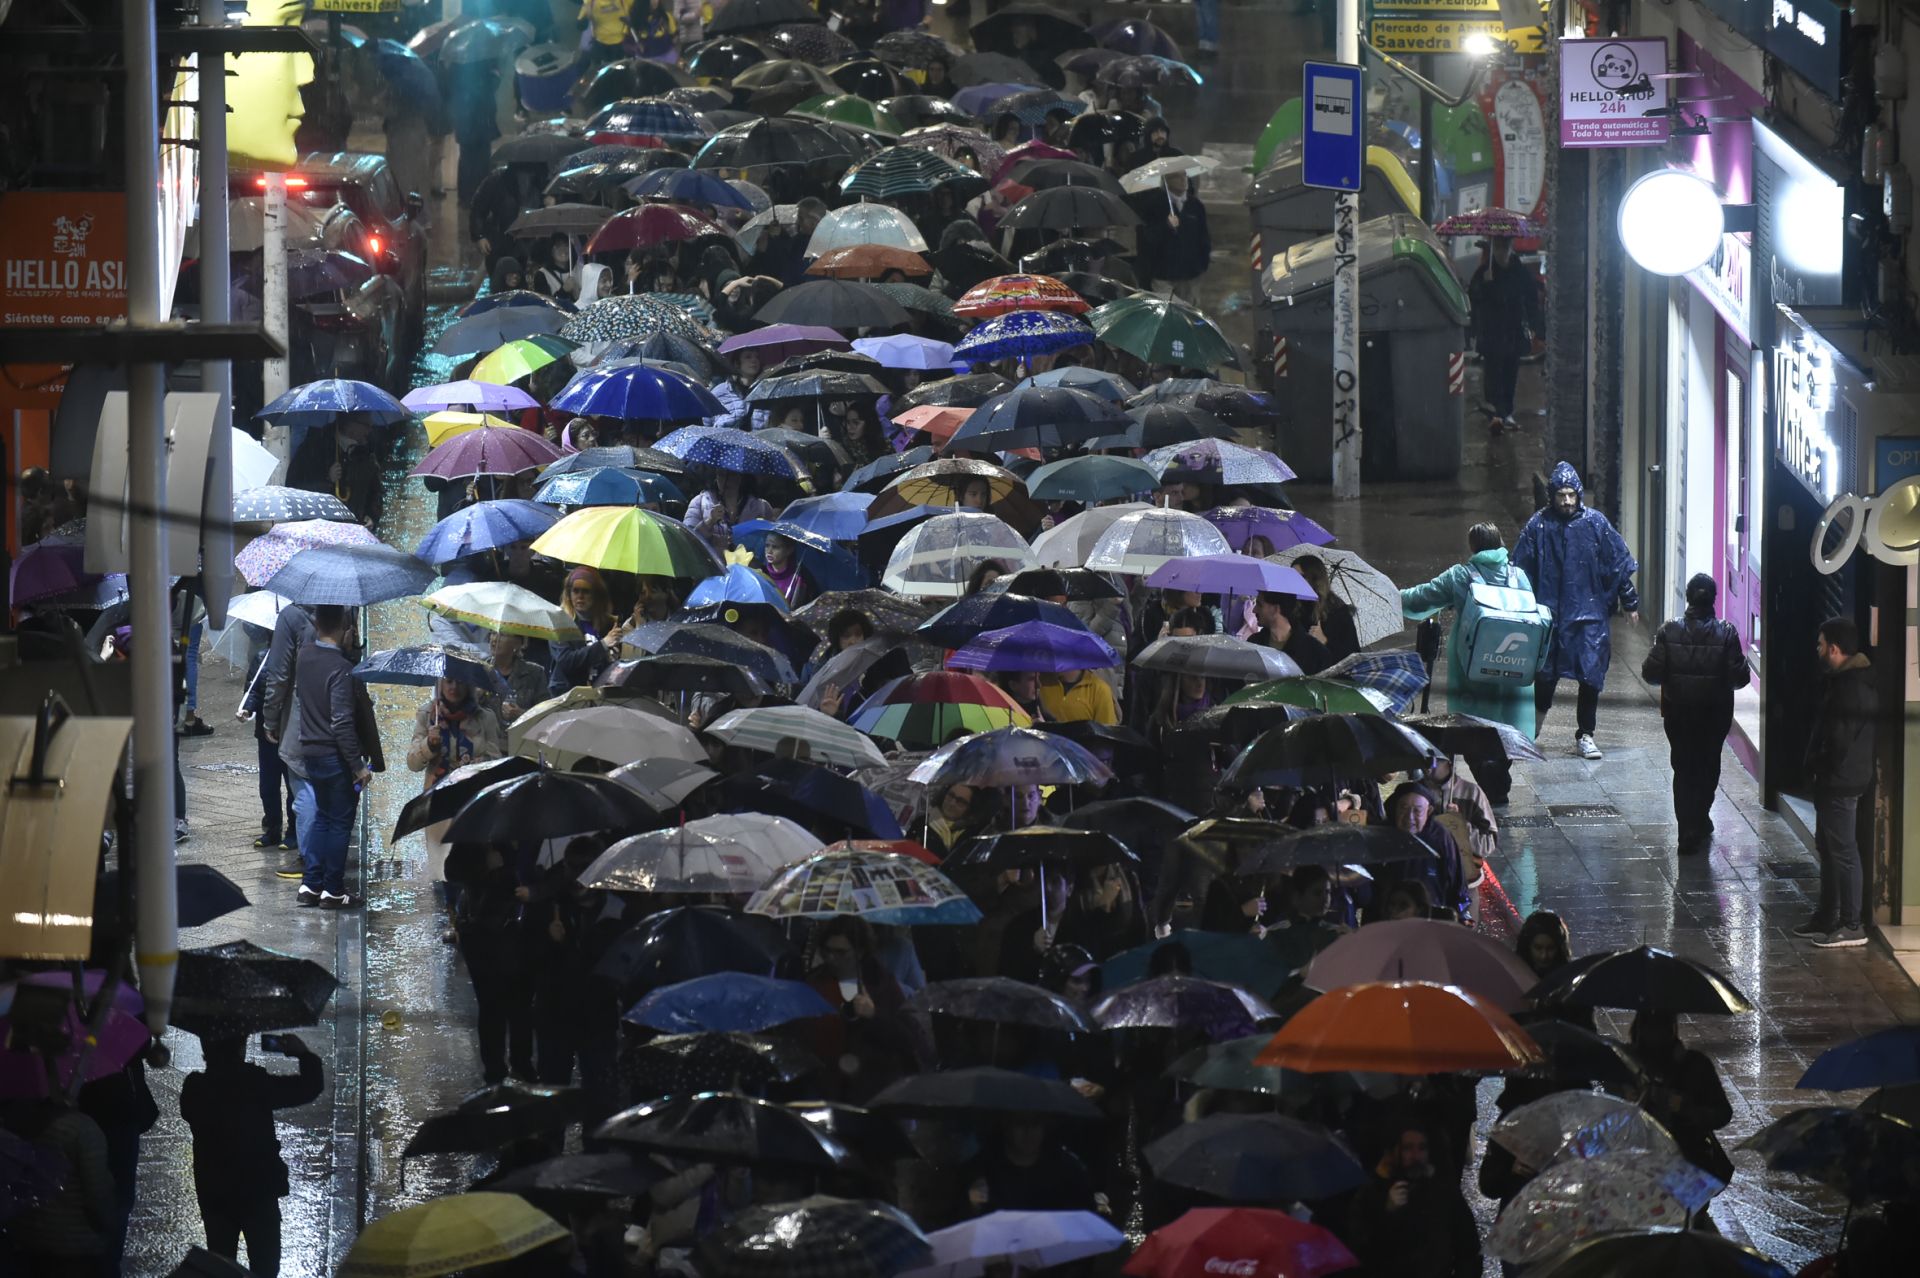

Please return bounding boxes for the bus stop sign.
[1302,61,1365,192]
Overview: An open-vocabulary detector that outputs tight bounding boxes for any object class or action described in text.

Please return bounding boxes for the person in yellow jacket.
[581,0,636,66]
[1039,669,1119,726]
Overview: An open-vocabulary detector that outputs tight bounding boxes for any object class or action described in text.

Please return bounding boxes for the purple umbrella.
[1201,505,1336,553]
[1145,554,1316,599]
[409,425,564,480]
[0,970,150,1098]
[952,81,1043,117]
[718,324,852,366]
[402,380,542,413]
[946,619,1121,673]
[9,539,98,607]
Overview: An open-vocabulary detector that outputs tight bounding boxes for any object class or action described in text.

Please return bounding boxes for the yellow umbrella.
[887,458,1022,508]
[422,411,515,447]
[530,506,721,578]
[339,1192,567,1278]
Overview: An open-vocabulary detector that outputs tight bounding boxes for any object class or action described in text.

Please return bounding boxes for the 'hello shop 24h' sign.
[1559,37,1670,148]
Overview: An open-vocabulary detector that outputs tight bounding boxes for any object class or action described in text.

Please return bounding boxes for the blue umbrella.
[373,37,442,109]
[354,644,508,695]
[952,310,1096,366]
[461,288,571,318]
[1319,650,1430,716]
[256,377,408,427]
[263,543,435,605]
[779,491,872,540]
[656,622,800,687]
[433,305,566,356]
[733,519,870,592]
[1026,455,1159,502]
[951,81,1042,116]
[946,620,1120,673]
[552,363,725,422]
[533,466,685,508]
[686,563,793,612]
[414,499,559,564]
[624,166,759,209]
[1020,366,1138,401]
[844,445,934,492]
[589,98,713,143]
[1798,1026,1920,1091]
[945,384,1127,453]
[624,972,836,1034]
[917,591,1089,648]
[655,425,803,479]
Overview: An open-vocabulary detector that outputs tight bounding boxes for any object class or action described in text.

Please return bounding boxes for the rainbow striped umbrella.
[530,505,721,578]
[849,670,1030,748]
[954,274,1091,319]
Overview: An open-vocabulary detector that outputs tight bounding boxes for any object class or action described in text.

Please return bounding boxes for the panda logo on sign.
[1590,42,1656,101]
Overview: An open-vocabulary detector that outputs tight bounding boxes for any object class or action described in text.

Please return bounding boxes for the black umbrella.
[952,50,1041,86]
[1234,823,1438,877]
[491,133,593,168]
[734,56,842,93]
[949,385,1129,452]
[881,95,974,129]
[896,373,1013,411]
[830,58,908,101]
[1131,378,1279,425]
[1001,567,1122,602]
[1520,1021,1648,1094]
[596,1093,853,1170]
[1170,701,1316,752]
[1121,402,1239,447]
[933,239,1017,295]
[755,279,913,332]
[696,117,859,181]
[688,35,770,80]
[1219,715,1443,790]
[1525,1231,1790,1278]
[97,864,249,929]
[765,350,888,379]
[626,1032,823,1101]
[1862,1084,1920,1124]
[1527,944,1753,1015]
[477,1151,661,1204]
[600,653,771,700]
[1398,712,1549,764]
[653,623,799,688]
[508,202,614,238]
[869,1066,1102,1121]
[971,5,1086,53]
[695,1197,931,1278]
[170,940,340,1037]
[1000,184,1139,233]
[748,369,891,400]
[946,826,1137,874]
[908,978,1094,1034]
[1066,109,1144,155]
[1056,797,1196,856]
[593,906,792,992]
[707,0,823,34]
[1005,156,1126,197]
[722,759,905,840]
[403,1083,589,1156]
[1144,1113,1367,1203]
[444,768,662,843]
[577,57,693,113]
[783,1101,918,1161]
[1058,270,1141,307]
[1091,975,1277,1041]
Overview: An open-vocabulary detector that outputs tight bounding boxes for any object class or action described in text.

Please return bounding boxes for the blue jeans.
[1195,0,1221,47]
[295,755,356,895]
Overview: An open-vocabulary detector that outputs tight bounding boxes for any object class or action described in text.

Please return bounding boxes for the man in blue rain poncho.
[1513,461,1640,759]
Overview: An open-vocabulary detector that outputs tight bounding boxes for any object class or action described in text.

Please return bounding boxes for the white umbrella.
[1120,154,1220,194]
[737,202,798,254]
[205,589,291,667]
[1132,634,1302,682]
[578,814,820,894]
[1083,507,1231,575]
[1267,544,1403,645]
[422,580,584,641]
[516,703,706,767]
[883,511,1036,597]
[610,757,720,808]
[706,705,889,769]
[232,427,278,492]
[806,202,930,255]
[901,1211,1125,1278]
[1028,502,1150,568]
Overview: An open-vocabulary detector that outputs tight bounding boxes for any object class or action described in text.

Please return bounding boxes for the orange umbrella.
[1254,980,1543,1074]
[807,245,933,280]
[891,404,974,444]
[954,272,1093,318]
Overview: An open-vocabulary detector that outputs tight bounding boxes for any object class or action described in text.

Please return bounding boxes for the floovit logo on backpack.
[1459,569,1553,684]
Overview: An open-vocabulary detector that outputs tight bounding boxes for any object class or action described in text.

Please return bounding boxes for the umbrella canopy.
[1144,554,1315,598]
[401,380,540,415]
[947,827,1135,875]
[1084,508,1231,574]
[234,519,379,587]
[882,510,1036,597]
[852,333,956,370]
[1026,503,1148,568]
[623,1031,820,1100]
[391,757,542,842]
[1220,713,1441,789]
[1144,1113,1367,1203]
[593,906,790,992]
[755,278,914,333]
[947,384,1128,454]
[534,465,684,508]
[1026,455,1158,502]
[653,424,805,479]
[808,244,933,280]
[353,645,506,696]
[256,377,407,426]
[339,1194,566,1278]
[1163,1035,1313,1097]
[1521,1231,1789,1278]
[641,621,799,688]
[1305,918,1543,1012]
[1257,980,1543,1074]
[1145,439,1294,487]
[422,581,581,641]
[910,726,1113,789]
[722,759,904,839]
[907,978,1093,1034]
[1124,1209,1356,1278]
[952,309,1095,364]
[1267,544,1403,645]
[580,815,820,894]
[850,671,1031,746]
[518,702,708,767]
[947,620,1119,673]
[1491,1090,1682,1169]
[0,972,149,1096]
[1798,1025,1920,1091]
[1000,184,1139,231]
[584,201,729,255]
[625,972,836,1034]
[842,146,980,200]
[444,768,663,843]
[695,1197,932,1278]
[1092,976,1277,1041]
[747,848,981,926]
[264,544,435,606]
[506,201,616,238]
[480,1152,661,1205]
[597,1093,852,1170]
[806,202,930,256]
[706,705,887,768]
[1487,1150,1722,1267]
[414,499,559,564]
[403,1083,586,1157]
[1100,930,1293,998]
[888,458,1020,508]
[472,334,578,384]
[870,1067,1102,1121]
[1399,711,1548,764]
[420,411,515,447]
[166,940,339,1038]
[531,506,721,577]
[552,362,725,421]
[1737,1106,1920,1204]
[1132,635,1302,684]
[1120,153,1217,192]
[903,1211,1122,1278]
[410,425,562,480]
[560,293,713,345]
[231,485,356,524]
[1222,674,1391,714]
[1527,945,1754,1015]
[955,273,1091,318]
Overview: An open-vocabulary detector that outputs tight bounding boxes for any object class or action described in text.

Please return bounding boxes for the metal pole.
[123,0,178,1034]
[261,170,290,459]
[1331,0,1363,499]
[1417,55,1436,222]
[198,0,235,629]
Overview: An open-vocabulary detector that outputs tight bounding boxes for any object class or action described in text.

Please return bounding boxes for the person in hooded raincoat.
[1399,522,1531,805]
[1512,461,1640,759]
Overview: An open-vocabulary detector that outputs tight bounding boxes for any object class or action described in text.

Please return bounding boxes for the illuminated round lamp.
[1617,169,1724,276]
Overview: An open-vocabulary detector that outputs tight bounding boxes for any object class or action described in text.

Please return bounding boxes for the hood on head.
[1549,461,1583,496]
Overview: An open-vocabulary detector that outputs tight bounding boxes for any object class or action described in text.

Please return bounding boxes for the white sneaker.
[1575,733,1603,760]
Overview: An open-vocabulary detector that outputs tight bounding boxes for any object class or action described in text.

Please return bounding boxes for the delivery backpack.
[1458,565,1553,685]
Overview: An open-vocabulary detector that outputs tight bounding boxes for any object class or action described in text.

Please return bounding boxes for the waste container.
[1246,136,1421,283]
[1258,213,1470,483]
[516,43,581,115]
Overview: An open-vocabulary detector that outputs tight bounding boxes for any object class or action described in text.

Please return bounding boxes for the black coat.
[1467,256,1540,359]
[1805,653,1876,797]
[1137,192,1212,283]
[1346,1172,1481,1278]
[178,1051,324,1205]
[1642,607,1750,728]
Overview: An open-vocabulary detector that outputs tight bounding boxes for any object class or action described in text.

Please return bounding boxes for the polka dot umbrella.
[560,294,713,345]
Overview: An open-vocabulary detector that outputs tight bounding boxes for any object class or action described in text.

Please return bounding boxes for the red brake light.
[254,175,309,189]
[367,235,382,255]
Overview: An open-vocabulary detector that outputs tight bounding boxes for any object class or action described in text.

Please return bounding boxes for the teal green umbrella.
[791,94,907,137]
[1087,295,1241,370]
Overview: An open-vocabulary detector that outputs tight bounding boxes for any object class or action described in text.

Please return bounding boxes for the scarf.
[430,698,475,785]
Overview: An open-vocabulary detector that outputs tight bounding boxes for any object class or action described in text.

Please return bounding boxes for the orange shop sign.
[1,191,129,327]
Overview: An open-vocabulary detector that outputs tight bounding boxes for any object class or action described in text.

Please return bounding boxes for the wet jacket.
[256,602,314,741]
[178,1049,324,1204]
[1138,190,1212,283]
[1642,606,1749,728]
[1805,652,1875,797]
[1512,462,1640,689]
[1467,254,1540,359]
[288,638,366,770]
[1400,548,1534,734]
[1347,1167,1481,1278]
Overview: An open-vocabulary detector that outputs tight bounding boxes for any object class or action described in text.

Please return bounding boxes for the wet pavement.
[127,10,1918,1274]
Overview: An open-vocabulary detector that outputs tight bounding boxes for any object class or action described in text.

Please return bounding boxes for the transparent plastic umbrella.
[1487,1149,1720,1266]
[1028,503,1151,568]
[1084,507,1231,574]
[805,202,930,255]
[882,511,1036,597]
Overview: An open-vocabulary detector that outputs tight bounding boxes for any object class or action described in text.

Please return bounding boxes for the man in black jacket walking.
[1641,574,1751,855]
[1796,616,1876,948]
[281,605,373,909]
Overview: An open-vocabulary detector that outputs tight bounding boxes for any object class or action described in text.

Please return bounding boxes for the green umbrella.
[791,94,908,137]
[471,334,579,385]
[1087,295,1241,370]
[1221,676,1391,714]
[1167,1034,1332,1096]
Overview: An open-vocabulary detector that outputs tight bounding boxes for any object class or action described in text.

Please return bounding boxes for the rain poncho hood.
[1513,459,1640,689]
[1548,460,1583,510]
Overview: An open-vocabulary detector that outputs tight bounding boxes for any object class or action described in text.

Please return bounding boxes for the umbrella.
[1164,1035,1316,1097]
[723,759,904,839]
[1256,980,1543,1074]
[1000,568,1121,603]
[1100,931,1294,997]
[1132,636,1301,687]
[1305,918,1543,1012]
[353,645,506,696]
[234,519,379,587]
[1220,713,1440,790]
[584,202,728,255]
[624,1032,821,1100]
[1737,1106,1920,1204]
[609,756,721,809]
[1026,504,1148,568]
[1107,404,1237,449]
[1092,975,1277,1041]
[890,406,974,446]
[952,309,1095,364]
[720,323,850,364]
[532,506,721,577]
[1144,554,1315,599]
[707,0,823,34]
[480,1152,661,1204]
[1026,455,1158,502]
[593,906,790,991]
[1488,1150,1722,1266]
[1000,185,1139,231]
[625,166,759,211]
[1527,945,1754,1015]
[1121,155,1218,195]
[433,305,567,356]
[561,293,713,345]
[505,201,615,238]
[695,1197,932,1278]
[881,511,1036,597]
[806,203,930,255]
[1146,442,1294,490]
[989,88,1087,127]
[586,98,714,146]
[95,864,250,930]
[1232,822,1438,876]
[640,621,798,687]
[1125,1209,1356,1278]
[534,465,684,508]
[338,1194,567,1278]
[1491,1090,1682,1169]
[579,815,818,894]
[1222,675,1390,714]
[767,21,859,64]
[842,147,979,200]
[472,334,579,384]
[6,540,107,609]
[808,244,933,280]
[1267,544,1403,645]
[747,848,982,926]
[793,93,909,137]
[852,334,956,371]
[403,1083,586,1156]
[1800,1025,1920,1091]
[947,385,1127,454]
[1090,296,1239,370]
[413,499,558,564]
[421,582,581,642]
[903,1211,1123,1278]
[1399,711,1548,764]
[871,1067,1102,1122]
[390,758,541,843]
[1084,508,1231,574]
[625,972,836,1034]
[1144,1114,1367,1203]
[1092,17,1184,57]
[0,972,149,1096]
[948,827,1135,876]
[264,544,435,606]
[1319,650,1430,715]
[409,426,562,480]
[897,373,1013,411]
[947,621,1119,673]
[753,278,913,332]
[887,458,1020,508]
[685,563,794,611]
[169,940,339,1037]
[402,380,540,415]
[850,671,1029,745]
[910,726,1113,789]
[444,768,662,843]
[1521,1231,1790,1278]
[597,1093,852,1170]
[256,376,407,426]
[1433,206,1540,238]
[907,978,1093,1035]
[706,705,887,768]
[1522,1021,1651,1094]
[518,701,708,767]
[552,362,725,421]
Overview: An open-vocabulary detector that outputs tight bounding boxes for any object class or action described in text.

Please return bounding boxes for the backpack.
[1458,564,1553,685]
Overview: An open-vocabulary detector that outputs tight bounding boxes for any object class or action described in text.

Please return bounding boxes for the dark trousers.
[202,1197,282,1277]
[1814,792,1864,929]
[1667,720,1727,847]
[257,732,296,844]
[535,993,618,1114]
[1483,352,1521,418]
[1534,678,1599,736]
[463,933,535,1084]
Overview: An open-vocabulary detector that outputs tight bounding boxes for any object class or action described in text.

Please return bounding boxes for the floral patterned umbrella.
[1487,1150,1720,1266]
[952,309,1095,364]
[900,124,1006,173]
[955,273,1090,318]
[747,848,981,925]
[234,519,379,587]
[560,294,713,344]
[1433,206,1540,239]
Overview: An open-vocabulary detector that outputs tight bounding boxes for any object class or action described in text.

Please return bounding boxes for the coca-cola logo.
[1202,1260,1259,1276]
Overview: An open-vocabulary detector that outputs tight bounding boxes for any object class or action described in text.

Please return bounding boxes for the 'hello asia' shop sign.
[1559,37,1670,148]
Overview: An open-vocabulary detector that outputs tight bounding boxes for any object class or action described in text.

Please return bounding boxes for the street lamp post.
[1331,0,1363,499]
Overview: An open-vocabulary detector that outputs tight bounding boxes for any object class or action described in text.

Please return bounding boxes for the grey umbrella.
[262,544,436,606]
